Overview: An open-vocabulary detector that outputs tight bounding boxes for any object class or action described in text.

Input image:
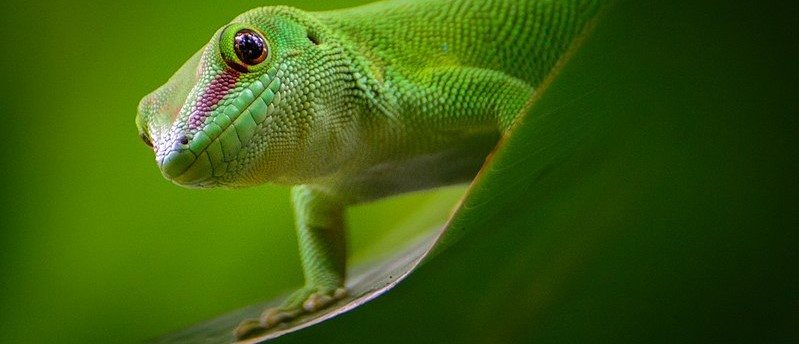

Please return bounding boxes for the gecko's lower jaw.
[158,149,213,187]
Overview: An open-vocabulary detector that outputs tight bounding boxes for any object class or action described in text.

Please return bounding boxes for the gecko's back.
[319,0,601,87]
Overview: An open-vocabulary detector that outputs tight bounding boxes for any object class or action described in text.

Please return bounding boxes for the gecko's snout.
[158,142,214,187]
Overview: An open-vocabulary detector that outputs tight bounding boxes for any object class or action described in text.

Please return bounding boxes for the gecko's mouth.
[158,148,213,187]
[158,71,281,187]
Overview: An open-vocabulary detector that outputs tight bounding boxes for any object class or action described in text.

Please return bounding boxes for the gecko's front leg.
[236,185,348,339]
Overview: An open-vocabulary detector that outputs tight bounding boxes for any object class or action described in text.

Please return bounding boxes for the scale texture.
[137,0,603,340]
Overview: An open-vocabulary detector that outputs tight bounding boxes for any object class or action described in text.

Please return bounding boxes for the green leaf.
[152,0,798,343]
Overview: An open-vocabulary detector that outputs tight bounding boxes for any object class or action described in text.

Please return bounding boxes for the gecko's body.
[136,0,600,338]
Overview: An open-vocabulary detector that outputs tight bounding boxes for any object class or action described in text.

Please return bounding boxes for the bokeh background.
[1,1,797,344]
[0,1,465,343]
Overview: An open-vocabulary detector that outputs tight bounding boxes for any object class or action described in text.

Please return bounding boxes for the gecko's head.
[137,8,346,188]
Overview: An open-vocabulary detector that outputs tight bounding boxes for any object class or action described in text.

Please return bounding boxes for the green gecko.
[136,0,601,339]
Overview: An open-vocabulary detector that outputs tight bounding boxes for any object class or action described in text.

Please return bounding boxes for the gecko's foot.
[234,287,347,341]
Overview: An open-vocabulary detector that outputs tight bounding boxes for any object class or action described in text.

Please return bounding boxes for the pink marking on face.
[188,70,241,130]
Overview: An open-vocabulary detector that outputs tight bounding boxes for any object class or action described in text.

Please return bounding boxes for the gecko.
[135,0,602,339]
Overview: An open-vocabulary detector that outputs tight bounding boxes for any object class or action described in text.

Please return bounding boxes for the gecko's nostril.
[178,135,189,145]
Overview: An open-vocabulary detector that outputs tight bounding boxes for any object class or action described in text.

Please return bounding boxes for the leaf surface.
[152,1,798,342]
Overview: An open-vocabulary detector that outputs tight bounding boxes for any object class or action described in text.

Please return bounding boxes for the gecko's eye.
[220,25,270,72]
[234,29,268,66]
[139,132,154,148]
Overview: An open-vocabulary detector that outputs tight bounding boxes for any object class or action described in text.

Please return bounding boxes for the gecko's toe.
[302,293,332,312]
[261,307,301,328]
[234,287,349,340]
[302,287,348,312]
[334,287,348,299]
[234,318,267,340]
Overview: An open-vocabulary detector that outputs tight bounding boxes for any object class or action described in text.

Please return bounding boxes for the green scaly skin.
[136,0,602,339]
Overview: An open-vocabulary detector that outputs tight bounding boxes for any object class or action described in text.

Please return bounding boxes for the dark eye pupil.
[234,29,267,65]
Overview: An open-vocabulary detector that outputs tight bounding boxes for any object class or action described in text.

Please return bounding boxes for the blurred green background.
[1,1,797,344]
[0,1,465,343]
